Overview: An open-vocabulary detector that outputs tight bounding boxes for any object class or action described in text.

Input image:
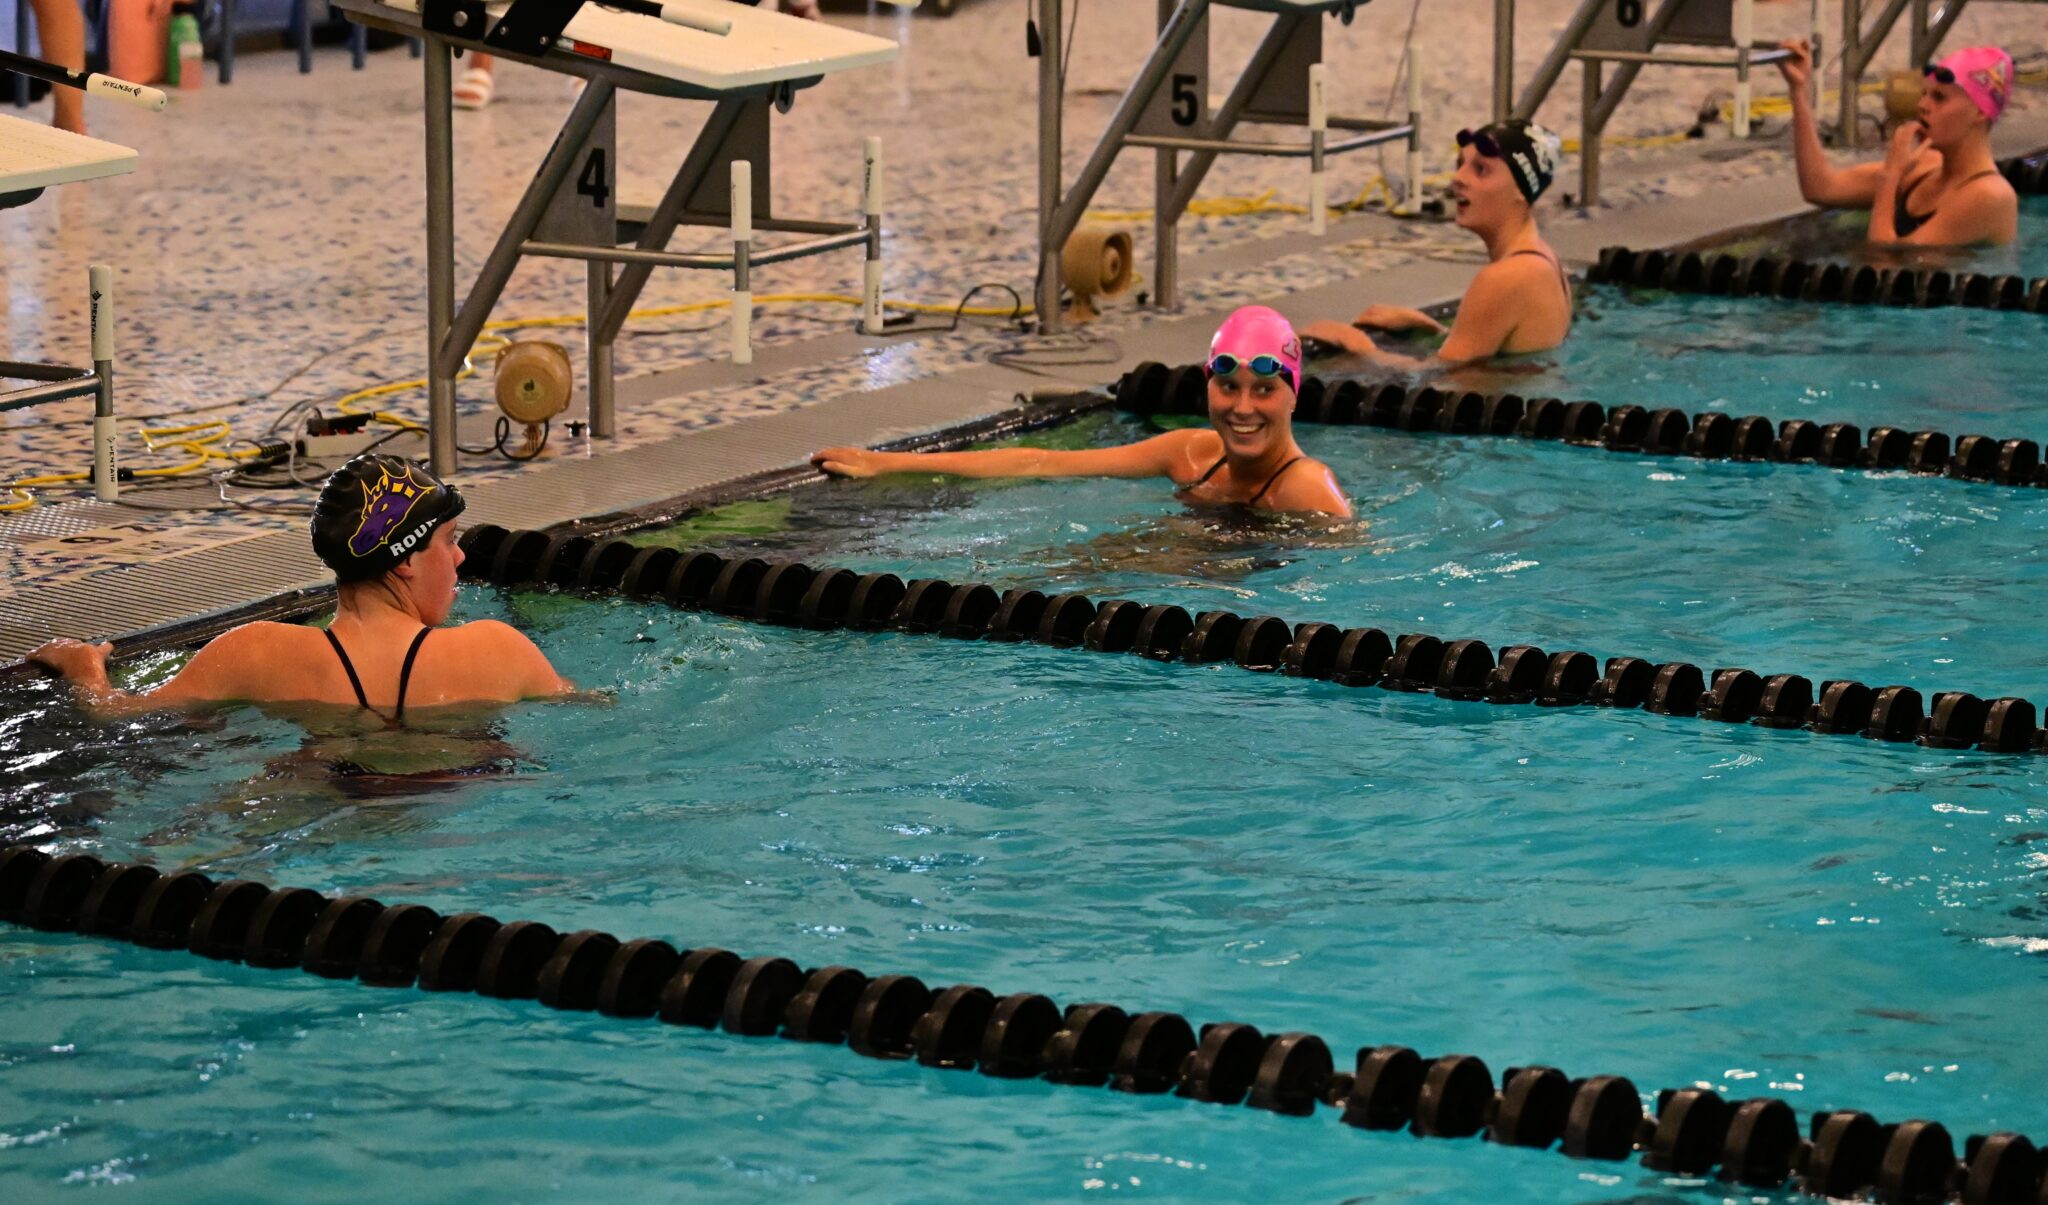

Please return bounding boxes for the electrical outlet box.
[296,431,389,462]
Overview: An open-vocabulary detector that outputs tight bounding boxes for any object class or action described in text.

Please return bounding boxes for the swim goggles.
[1454,127,1503,159]
[1923,62,1958,85]
[1207,353,1293,388]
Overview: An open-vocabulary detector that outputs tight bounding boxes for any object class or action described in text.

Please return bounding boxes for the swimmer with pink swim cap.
[1778,39,2018,246]
[812,305,1351,518]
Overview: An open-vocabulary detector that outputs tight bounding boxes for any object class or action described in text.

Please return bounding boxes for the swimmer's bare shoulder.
[432,619,578,702]
[1266,458,1352,518]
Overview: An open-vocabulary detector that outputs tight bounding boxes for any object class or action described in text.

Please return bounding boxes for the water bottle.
[166,2,202,91]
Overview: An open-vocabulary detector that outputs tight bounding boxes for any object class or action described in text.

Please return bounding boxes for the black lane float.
[460,525,2048,758]
[1110,361,2048,490]
[1999,154,2048,197]
[2,842,2038,1205]
[1588,245,2048,315]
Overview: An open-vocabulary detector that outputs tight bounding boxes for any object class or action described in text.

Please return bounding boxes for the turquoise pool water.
[5,411,2048,1199]
[1712,194,2048,279]
[1323,282,2048,434]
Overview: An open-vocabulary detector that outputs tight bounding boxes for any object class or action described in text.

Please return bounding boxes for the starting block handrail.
[1572,42,1793,68]
[1034,0,1421,334]
[1507,0,1818,205]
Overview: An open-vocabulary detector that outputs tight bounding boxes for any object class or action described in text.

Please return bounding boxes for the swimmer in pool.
[28,454,574,717]
[812,306,1352,518]
[1301,119,1572,366]
[1778,41,2018,247]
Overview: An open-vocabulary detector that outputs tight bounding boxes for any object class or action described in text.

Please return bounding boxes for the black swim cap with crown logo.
[309,454,466,582]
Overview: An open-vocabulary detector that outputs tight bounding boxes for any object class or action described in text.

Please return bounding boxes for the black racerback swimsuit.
[1893,168,2001,238]
[324,627,433,724]
[1183,454,1306,507]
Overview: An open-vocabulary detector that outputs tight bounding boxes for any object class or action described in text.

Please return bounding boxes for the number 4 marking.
[577,149,611,209]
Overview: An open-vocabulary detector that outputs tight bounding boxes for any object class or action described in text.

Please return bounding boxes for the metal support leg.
[352,20,368,69]
[89,264,116,502]
[1580,57,1601,206]
[587,260,614,438]
[1308,62,1327,237]
[221,0,238,83]
[1154,147,1177,311]
[862,136,884,335]
[1908,0,1929,67]
[1807,0,1822,128]
[1152,0,1178,311]
[1402,43,1422,215]
[423,38,457,474]
[1036,0,1064,333]
[296,0,313,73]
[730,161,753,365]
[1840,0,1859,145]
[1493,0,1514,123]
[1732,0,1752,139]
[13,3,30,107]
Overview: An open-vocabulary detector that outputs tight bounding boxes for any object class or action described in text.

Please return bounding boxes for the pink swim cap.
[1207,305,1303,393]
[1928,46,2013,124]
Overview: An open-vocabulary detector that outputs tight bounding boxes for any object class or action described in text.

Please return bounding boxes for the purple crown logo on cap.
[347,466,430,558]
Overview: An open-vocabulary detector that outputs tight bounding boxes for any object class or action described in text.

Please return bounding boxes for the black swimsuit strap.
[324,629,373,712]
[1247,457,1305,505]
[1194,454,1227,485]
[1896,167,2003,235]
[393,628,432,723]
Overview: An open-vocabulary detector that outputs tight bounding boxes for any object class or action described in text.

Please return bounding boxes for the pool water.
[1708,195,2048,280]
[1322,283,2048,435]
[6,411,2048,1199]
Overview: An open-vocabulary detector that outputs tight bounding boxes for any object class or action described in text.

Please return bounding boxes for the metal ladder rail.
[1501,0,1810,205]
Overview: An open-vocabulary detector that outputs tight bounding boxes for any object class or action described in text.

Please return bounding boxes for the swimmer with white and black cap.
[1302,118,1573,366]
[813,305,1351,517]
[29,454,573,717]
[1777,40,2018,246]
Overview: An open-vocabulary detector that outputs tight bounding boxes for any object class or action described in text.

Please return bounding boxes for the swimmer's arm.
[26,627,267,716]
[812,431,1199,482]
[1786,78,1884,208]
[1353,304,1446,335]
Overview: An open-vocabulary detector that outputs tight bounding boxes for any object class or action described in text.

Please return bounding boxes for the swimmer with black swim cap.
[811,306,1351,518]
[30,454,573,716]
[1303,118,1573,365]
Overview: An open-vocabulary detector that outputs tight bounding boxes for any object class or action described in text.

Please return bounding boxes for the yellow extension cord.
[8,62,2045,514]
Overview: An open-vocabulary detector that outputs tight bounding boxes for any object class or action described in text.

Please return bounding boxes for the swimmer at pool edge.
[1777,41,2018,247]
[28,454,574,717]
[812,306,1352,518]
[1301,118,1572,366]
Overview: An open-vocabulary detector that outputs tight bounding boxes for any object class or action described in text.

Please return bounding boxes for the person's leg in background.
[26,0,86,133]
[453,51,494,110]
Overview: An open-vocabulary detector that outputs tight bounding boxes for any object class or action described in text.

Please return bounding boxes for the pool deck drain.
[3,110,2047,664]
